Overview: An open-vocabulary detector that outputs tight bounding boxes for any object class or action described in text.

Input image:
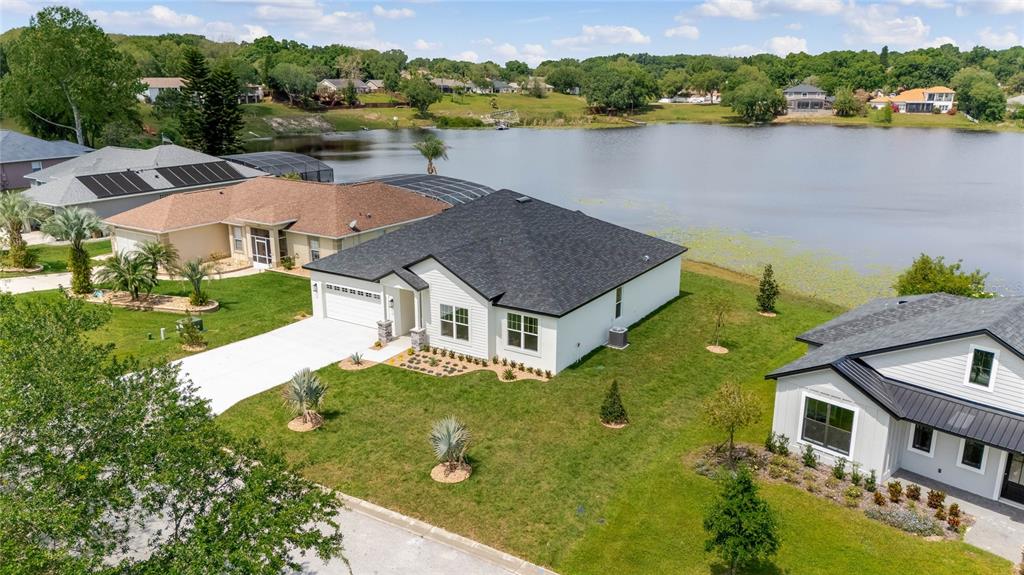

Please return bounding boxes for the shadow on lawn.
[710,559,786,575]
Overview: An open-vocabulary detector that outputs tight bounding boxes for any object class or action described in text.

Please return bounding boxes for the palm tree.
[41,207,102,294]
[137,240,179,276]
[176,257,211,306]
[0,192,49,268]
[95,252,158,301]
[413,135,448,175]
[429,416,470,474]
[282,368,327,427]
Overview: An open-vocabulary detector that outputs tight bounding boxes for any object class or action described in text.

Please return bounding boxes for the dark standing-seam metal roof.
[305,189,686,317]
[357,174,494,205]
[832,358,1024,454]
[223,151,334,183]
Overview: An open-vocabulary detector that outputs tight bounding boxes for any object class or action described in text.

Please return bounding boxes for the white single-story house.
[305,189,686,374]
[138,77,185,102]
[103,177,451,269]
[768,293,1024,508]
[318,78,370,94]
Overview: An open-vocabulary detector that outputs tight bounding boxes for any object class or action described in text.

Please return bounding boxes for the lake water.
[245,124,1024,296]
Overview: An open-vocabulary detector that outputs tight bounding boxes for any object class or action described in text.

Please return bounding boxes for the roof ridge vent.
[515,196,531,203]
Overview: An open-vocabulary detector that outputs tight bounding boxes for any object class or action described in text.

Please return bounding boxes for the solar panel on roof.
[155,161,242,188]
[77,171,154,198]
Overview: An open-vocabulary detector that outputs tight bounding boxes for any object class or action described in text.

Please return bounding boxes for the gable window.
[966,347,997,388]
[30,161,43,172]
[310,237,321,261]
[615,287,623,318]
[507,313,539,352]
[440,304,469,341]
[958,439,987,472]
[909,424,934,456]
[231,226,243,252]
[801,396,854,456]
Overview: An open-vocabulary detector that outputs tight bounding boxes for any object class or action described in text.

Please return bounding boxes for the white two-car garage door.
[324,283,382,328]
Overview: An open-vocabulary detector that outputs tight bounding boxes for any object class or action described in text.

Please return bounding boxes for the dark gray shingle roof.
[0,130,92,163]
[770,294,1024,376]
[784,83,826,94]
[833,358,1024,453]
[305,189,686,316]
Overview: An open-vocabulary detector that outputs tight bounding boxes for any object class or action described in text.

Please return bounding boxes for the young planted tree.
[0,192,48,269]
[756,264,780,314]
[0,293,345,573]
[708,297,731,352]
[414,135,449,175]
[429,416,470,476]
[282,368,328,429]
[600,380,629,426]
[95,252,158,301]
[704,467,781,575]
[703,382,760,457]
[177,258,212,306]
[41,207,101,294]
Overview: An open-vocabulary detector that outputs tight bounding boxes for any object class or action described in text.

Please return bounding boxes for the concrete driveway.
[177,318,380,414]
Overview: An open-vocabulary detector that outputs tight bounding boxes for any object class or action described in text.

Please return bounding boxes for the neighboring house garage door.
[114,229,158,255]
[324,283,381,328]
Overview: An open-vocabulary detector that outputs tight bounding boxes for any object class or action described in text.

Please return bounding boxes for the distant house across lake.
[138,77,184,102]
[319,78,370,94]
[869,86,956,113]
[783,83,832,112]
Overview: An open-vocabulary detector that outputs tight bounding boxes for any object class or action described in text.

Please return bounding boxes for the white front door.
[324,283,381,328]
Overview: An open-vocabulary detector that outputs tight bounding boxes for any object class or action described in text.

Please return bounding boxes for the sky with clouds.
[1,0,1022,66]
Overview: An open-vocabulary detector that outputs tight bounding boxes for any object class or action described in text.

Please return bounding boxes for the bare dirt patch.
[601,420,628,429]
[430,463,472,484]
[705,345,729,354]
[758,311,778,318]
[338,357,377,371]
[287,416,322,432]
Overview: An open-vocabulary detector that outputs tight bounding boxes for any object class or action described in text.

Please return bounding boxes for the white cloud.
[843,4,930,47]
[767,0,843,15]
[514,15,553,24]
[457,50,480,62]
[926,35,958,47]
[553,25,651,47]
[894,0,950,8]
[986,0,1024,14]
[372,5,415,19]
[979,26,1021,48]
[766,35,807,55]
[697,0,760,20]
[493,42,547,66]
[785,22,803,30]
[955,4,969,17]
[720,44,760,56]
[414,38,441,50]
[89,4,268,42]
[665,24,701,39]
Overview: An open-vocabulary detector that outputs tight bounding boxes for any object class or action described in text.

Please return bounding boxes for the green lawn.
[16,271,311,363]
[0,239,111,278]
[217,264,1009,574]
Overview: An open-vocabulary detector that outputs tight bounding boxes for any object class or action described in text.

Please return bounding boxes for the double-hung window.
[310,237,321,261]
[967,347,996,388]
[440,304,469,341]
[30,161,43,172]
[507,313,539,352]
[801,396,855,456]
[232,226,244,252]
[615,287,623,318]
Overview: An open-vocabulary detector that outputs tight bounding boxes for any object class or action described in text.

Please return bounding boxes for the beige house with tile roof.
[103,177,449,269]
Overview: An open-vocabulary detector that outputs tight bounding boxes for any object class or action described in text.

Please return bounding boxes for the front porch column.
[377,285,393,343]
[410,289,428,350]
[413,290,422,329]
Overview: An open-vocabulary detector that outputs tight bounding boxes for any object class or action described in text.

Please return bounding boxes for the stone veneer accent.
[410,327,428,350]
[377,319,394,343]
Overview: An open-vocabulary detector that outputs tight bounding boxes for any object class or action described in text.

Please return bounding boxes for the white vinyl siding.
[111,228,159,255]
[411,258,489,359]
[324,282,382,327]
[866,335,1024,414]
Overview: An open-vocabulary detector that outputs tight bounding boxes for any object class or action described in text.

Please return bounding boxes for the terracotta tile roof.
[870,86,955,103]
[104,177,449,237]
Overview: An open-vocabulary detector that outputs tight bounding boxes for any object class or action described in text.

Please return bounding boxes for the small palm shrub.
[801,444,818,468]
[41,206,102,294]
[177,257,211,306]
[282,368,327,427]
[429,416,469,474]
[502,367,516,381]
[906,484,921,501]
[96,252,159,300]
[600,380,629,425]
[137,240,179,274]
[888,481,903,503]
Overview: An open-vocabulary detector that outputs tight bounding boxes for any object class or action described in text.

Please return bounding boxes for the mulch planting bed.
[386,348,549,381]
[73,290,219,314]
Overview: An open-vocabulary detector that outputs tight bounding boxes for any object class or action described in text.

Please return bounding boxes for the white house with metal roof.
[768,294,1024,507]
[23,144,264,218]
[304,189,686,374]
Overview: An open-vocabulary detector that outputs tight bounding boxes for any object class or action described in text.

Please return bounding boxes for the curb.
[337,492,559,575]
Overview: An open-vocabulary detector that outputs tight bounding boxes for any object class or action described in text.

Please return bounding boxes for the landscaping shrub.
[765,431,790,456]
[350,352,363,365]
[801,444,818,468]
[435,115,485,128]
[756,263,780,313]
[832,457,847,480]
[784,471,798,483]
[502,367,516,381]
[178,319,205,349]
[927,489,946,509]
[280,256,295,270]
[888,481,903,503]
[947,513,961,531]
[805,480,819,494]
[865,469,877,492]
[935,506,947,521]
[906,484,921,501]
[864,506,943,536]
[492,355,498,364]
[850,462,863,487]
[824,476,839,489]
[873,491,886,506]
[544,370,552,379]
[501,358,508,366]
[844,485,863,508]
[949,503,961,518]
[282,368,327,426]
[600,380,629,425]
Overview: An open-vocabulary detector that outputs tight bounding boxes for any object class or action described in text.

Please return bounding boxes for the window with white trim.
[507,312,538,351]
[909,424,934,455]
[801,397,854,456]
[30,161,43,172]
[440,304,469,341]
[310,237,321,261]
[959,439,986,470]
[615,287,623,318]
[967,348,996,388]
[231,226,244,252]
